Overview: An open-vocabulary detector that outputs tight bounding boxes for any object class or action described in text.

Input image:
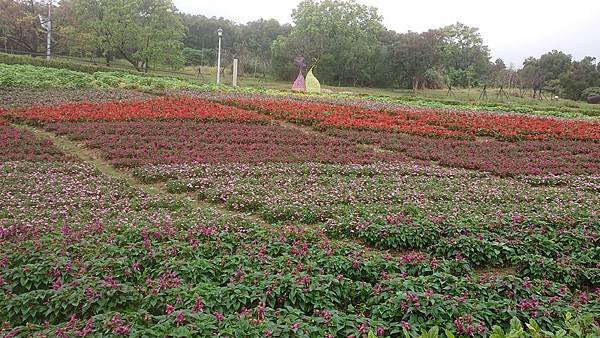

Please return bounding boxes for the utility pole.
[39,1,52,60]
[46,1,52,60]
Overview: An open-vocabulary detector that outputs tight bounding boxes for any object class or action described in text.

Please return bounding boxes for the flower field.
[1,91,599,337]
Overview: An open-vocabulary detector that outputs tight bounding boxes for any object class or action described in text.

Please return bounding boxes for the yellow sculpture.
[305,65,321,93]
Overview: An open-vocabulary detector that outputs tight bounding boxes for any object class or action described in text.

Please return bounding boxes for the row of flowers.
[132,162,600,287]
[220,97,600,141]
[5,97,270,123]
[1,161,598,337]
[43,121,392,167]
[325,128,600,177]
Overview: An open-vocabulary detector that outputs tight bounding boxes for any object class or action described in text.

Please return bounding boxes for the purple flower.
[192,297,205,313]
[175,311,185,327]
[75,319,94,337]
[401,321,411,331]
[113,325,130,336]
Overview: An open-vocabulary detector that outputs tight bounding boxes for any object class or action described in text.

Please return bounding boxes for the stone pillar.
[232,59,239,87]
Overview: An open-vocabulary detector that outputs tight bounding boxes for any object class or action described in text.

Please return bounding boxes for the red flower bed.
[0,125,73,162]
[224,97,600,141]
[7,97,270,123]
[326,128,600,176]
[44,121,393,167]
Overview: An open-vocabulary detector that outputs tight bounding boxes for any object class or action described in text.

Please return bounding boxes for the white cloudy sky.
[174,0,599,67]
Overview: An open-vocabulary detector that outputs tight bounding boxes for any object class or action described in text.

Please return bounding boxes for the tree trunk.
[116,46,141,72]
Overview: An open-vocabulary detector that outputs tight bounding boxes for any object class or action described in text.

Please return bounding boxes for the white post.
[46,1,52,61]
[232,58,238,87]
[216,28,223,84]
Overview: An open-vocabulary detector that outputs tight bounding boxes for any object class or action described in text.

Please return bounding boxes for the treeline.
[1,0,599,100]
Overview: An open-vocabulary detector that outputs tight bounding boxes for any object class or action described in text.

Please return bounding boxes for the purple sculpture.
[292,56,306,92]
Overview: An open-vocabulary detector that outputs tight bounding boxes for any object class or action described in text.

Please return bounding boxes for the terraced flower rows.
[1,93,599,337]
[133,162,600,287]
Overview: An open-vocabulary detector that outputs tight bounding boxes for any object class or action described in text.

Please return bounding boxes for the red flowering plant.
[6,97,270,124]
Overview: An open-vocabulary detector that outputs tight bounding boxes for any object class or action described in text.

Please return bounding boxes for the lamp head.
[217,28,223,37]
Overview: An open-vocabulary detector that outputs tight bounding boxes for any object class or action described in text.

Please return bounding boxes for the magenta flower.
[192,297,205,313]
[113,325,131,336]
[401,321,411,331]
[75,319,94,337]
[256,303,266,320]
[165,304,175,315]
[175,311,185,327]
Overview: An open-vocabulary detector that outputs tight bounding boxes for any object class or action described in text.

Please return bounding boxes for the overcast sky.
[174,0,599,67]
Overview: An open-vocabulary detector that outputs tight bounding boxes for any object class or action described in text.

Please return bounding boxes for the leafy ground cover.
[0,125,74,162]
[2,160,599,337]
[0,64,213,91]
[0,88,153,109]
[324,128,600,176]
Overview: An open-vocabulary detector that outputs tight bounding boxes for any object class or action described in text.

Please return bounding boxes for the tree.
[519,57,545,97]
[272,0,384,86]
[181,14,238,58]
[237,19,290,76]
[440,22,491,87]
[538,50,572,81]
[560,56,600,100]
[389,29,445,90]
[0,0,47,54]
[73,0,185,71]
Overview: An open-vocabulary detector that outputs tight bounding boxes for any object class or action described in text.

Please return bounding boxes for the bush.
[581,87,600,99]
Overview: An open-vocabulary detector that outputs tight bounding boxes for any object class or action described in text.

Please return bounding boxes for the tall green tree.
[560,56,600,100]
[538,50,572,81]
[440,23,491,87]
[272,0,384,86]
[74,0,185,71]
[389,29,445,90]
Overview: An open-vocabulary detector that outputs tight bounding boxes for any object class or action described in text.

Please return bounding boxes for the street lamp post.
[216,28,223,84]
